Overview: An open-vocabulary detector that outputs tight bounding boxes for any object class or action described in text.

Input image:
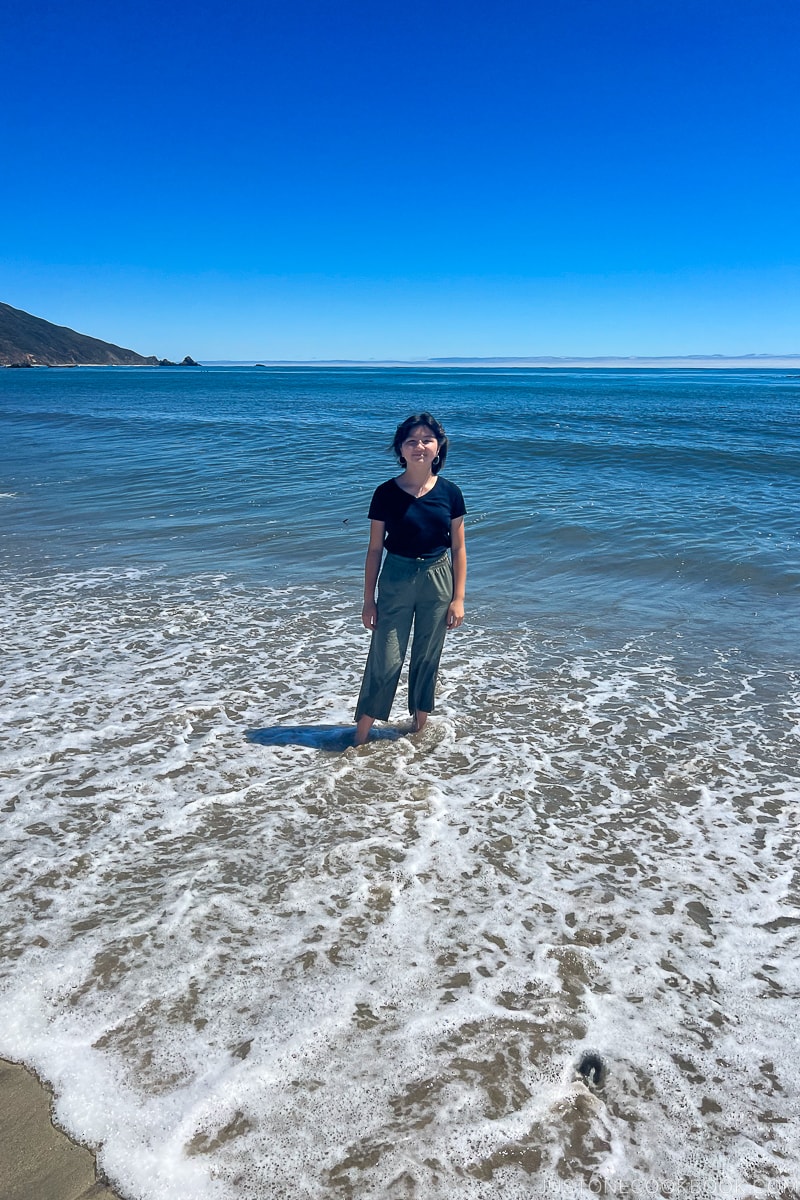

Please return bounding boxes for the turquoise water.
[1,367,799,1198]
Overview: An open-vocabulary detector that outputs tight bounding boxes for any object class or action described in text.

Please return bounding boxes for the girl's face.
[401,425,439,467]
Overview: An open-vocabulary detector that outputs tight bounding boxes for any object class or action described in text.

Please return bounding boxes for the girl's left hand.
[446,601,465,629]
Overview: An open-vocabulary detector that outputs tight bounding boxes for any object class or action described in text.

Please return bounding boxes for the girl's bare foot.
[354,715,375,746]
[411,710,429,735]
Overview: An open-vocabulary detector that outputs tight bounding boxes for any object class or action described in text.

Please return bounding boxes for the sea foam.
[2,569,798,1199]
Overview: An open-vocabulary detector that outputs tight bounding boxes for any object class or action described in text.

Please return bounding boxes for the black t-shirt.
[368,477,466,559]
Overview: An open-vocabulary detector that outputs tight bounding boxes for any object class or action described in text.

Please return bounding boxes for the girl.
[354,412,466,745]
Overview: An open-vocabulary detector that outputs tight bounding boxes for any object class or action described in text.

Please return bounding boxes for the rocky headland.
[0,302,195,367]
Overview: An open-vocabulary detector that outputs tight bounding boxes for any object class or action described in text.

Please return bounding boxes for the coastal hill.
[0,301,160,366]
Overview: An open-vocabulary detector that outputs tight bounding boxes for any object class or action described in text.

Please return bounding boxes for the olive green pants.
[355,552,454,721]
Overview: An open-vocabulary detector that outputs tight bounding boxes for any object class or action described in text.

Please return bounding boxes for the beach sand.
[0,1058,123,1200]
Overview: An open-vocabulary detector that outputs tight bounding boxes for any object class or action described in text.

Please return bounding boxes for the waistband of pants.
[384,550,450,568]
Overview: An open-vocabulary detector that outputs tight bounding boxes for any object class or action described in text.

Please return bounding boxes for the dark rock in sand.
[576,1051,607,1087]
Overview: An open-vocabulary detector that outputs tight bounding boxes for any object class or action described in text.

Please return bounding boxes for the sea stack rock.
[179,356,199,366]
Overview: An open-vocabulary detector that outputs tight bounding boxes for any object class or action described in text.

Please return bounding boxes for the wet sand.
[0,1058,123,1200]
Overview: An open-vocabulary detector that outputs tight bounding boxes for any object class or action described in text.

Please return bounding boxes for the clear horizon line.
[198,353,800,366]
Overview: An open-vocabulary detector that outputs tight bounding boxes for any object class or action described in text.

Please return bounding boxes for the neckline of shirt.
[393,476,441,500]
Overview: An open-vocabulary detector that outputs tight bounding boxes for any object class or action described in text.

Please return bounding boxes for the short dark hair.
[390,412,449,474]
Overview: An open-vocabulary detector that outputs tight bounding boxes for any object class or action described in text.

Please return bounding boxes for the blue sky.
[2,0,798,359]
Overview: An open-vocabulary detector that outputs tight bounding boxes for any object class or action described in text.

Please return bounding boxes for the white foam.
[1,570,799,1199]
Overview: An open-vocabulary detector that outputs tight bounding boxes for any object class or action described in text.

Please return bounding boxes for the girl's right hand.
[361,601,378,630]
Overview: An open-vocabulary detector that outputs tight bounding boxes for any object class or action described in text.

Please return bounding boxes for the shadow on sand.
[245,724,405,753]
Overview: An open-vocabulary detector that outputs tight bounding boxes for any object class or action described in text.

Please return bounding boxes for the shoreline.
[0,1057,123,1200]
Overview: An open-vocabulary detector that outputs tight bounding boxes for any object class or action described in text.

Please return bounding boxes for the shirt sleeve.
[449,482,466,519]
[367,482,392,522]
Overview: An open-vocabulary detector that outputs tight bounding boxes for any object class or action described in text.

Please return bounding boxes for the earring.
[399,456,407,467]
[432,455,440,465]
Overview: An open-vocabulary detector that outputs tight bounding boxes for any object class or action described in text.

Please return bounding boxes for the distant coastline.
[7,358,800,370]
[203,355,800,369]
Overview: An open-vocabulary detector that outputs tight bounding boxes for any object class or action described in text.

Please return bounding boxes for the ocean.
[1,366,798,1199]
